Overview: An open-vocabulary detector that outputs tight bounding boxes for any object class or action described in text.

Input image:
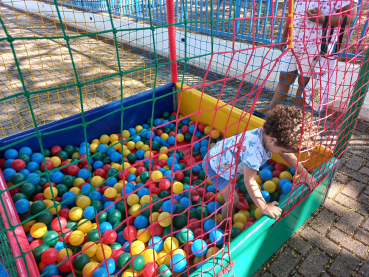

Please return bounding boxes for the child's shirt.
[291,0,357,56]
[208,127,272,180]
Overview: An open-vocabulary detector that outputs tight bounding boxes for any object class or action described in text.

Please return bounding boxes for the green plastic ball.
[140,171,150,183]
[238,182,247,193]
[117,252,131,269]
[57,151,68,160]
[34,185,43,194]
[245,193,254,204]
[151,141,160,151]
[113,221,124,233]
[184,133,192,141]
[173,214,187,229]
[152,198,163,212]
[140,203,151,218]
[163,128,171,134]
[20,182,35,197]
[102,156,112,164]
[38,177,47,187]
[146,117,153,126]
[66,220,78,229]
[11,173,26,185]
[37,211,53,225]
[43,149,51,157]
[196,206,208,220]
[62,175,75,187]
[129,254,145,271]
[12,193,27,203]
[127,153,137,164]
[169,115,176,121]
[189,208,197,219]
[198,170,205,180]
[231,227,242,239]
[250,209,255,219]
[73,253,90,271]
[115,201,126,214]
[270,191,280,202]
[56,184,68,196]
[158,265,172,277]
[18,153,30,164]
[30,200,46,215]
[108,209,121,223]
[162,111,170,119]
[110,242,122,250]
[33,244,49,261]
[93,152,104,161]
[107,168,118,177]
[174,204,184,214]
[97,211,108,223]
[87,229,100,242]
[42,230,59,246]
[64,145,75,156]
[183,170,191,177]
[20,211,32,222]
[162,226,176,239]
[159,190,170,198]
[92,200,103,212]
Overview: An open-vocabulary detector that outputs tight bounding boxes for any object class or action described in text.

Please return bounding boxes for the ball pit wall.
[174,83,337,277]
[0,83,176,276]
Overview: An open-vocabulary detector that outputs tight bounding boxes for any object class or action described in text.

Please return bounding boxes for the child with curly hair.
[202,105,318,222]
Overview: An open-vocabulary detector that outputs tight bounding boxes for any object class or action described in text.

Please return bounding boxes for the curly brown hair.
[263,105,317,151]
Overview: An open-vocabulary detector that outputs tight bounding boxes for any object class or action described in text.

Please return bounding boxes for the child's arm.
[243,165,282,219]
[279,153,317,190]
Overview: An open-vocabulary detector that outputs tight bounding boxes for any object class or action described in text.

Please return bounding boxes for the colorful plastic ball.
[50,172,64,184]
[148,236,163,252]
[290,167,296,175]
[164,237,179,252]
[279,171,293,181]
[209,229,224,245]
[129,254,145,271]
[173,182,183,194]
[264,180,277,193]
[2,168,16,181]
[82,262,99,277]
[204,219,216,232]
[260,169,273,181]
[69,230,84,246]
[73,253,90,271]
[99,222,112,234]
[158,212,171,227]
[123,226,137,241]
[41,248,58,265]
[103,201,116,212]
[11,159,26,171]
[51,217,67,232]
[158,264,172,277]
[162,200,176,213]
[96,244,112,261]
[282,181,292,194]
[93,267,109,277]
[134,215,149,229]
[5,149,18,159]
[30,222,47,238]
[41,264,59,277]
[170,254,187,272]
[14,199,30,214]
[178,228,194,244]
[260,190,271,202]
[43,230,59,246]
[191,239,207,257]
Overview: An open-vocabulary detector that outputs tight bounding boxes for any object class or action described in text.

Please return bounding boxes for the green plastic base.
[191,157,338,277]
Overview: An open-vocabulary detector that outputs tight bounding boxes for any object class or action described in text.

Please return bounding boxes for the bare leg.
[294,75,310,108]
[259,70,298,114]
[219,185,239,228]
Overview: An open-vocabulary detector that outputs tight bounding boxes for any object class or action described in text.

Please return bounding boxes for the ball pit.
[0,110,298,277]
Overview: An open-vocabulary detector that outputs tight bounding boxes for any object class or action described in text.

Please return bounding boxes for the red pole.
[166,0,178,83]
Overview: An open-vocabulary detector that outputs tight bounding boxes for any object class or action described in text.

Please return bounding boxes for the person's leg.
[294,75,310,108]
[219,184,239,225]
[259,70,298,114]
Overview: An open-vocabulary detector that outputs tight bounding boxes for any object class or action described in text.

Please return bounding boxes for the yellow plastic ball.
[123,149,131,157]
[136,176,142,183]
[172,249,187,257]
[73,178,85,188]
[43,199,52,206]
[204,126,211,135]
[157,251,168,266]
[92,139,100,144]
[158,154,168,161]
[129,204,141,217]
[72,152,80,159]
[216,214,222,225]
[47,201,61,215]
[163,165,170,170]
[30,222,47,238]
[44,187,58,200]
[69,207,83,221]
[89,143,99,153]
[122,130,130,138]
[113,183,123,193]
[127,194,139,206]
[135,141,144,150]
[160,147,168,153]
[140,195,152,205]
[233,213,247,224]
[135,125,143,133]
[158,212,171,227]
[76,195,91,209]
[232,222,244,231]
[69,230,85,246]
[95,244,112,261]
[264,181,276,193]
[110,134,119,142]
[279,171,293,181]
[58,248,73,262]
[249,203,257,211]
[256,175,263,185]
[239,210,250,219]
[104,187,117,199]
[128,167,137,175]
[176,133,184,142]
[173,182,183,194]
[164,237,179,253]
[111,163,120,171]
[23,219,36,233]
[160,133,169,141]
[142,249,157,263]
[271,177,280,188]
[91,176,104,187]
[100,134,110,144]
[151,171,163,182]
[206,247,220,259]
[77,219,92,234]
[149,212,160,223]
[141,145,150,152]
[50,156,61,167]
[82,262,99,277]
[137,229,151,243]
[111,141,121,151]
[127,141,136,151]
[82,241,97,257]
[114,194,122,202]
[123,162,131,169]
[122,269,138,277]
[69,187,81,195]
[254,208,263,219]
[216,194,225,204]
[131,240,145,255]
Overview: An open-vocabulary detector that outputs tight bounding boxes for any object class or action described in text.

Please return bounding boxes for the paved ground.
[1,3,369,277]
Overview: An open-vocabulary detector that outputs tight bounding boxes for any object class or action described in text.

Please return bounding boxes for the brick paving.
[1,4,369,277]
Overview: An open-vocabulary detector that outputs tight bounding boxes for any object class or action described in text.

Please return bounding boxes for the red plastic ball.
[197,187,205,196]
[40,160,54,171]
[41,248,58,265]
[30,239,43,249]
[181,126,189,134]
[67,164,79,176]
[188,218,201,230]
[168,131,176,137]
[58,255,71,273]
[60,161,71,173]
[123,226,137,241]
[205,237,212,245]
[194,228,206,239]
[204,192,215,202]
[158,159,167,167]
[127,216,135,227]
[11,159,26,171]
[60,228,72,244]
[33,193,46,201]
[136,167,147,176]
[183,242,193,256]
[94,168,106,178]
[143,262,158,277]
[190,190,199,201]
[55,196,62,202]
[59,209,70,221]
[51,217,67,232]
[9,186,20,196]
[171,112,177,116]
[272,170,282,178]
[103,164,112,172]
[43,182,56,191]
[174,171,184,181]
[247,217,256,223]
[193,136,200,142]
[244,222,253,230]
[153,165,161,171]
[159,179,171,190]
[274,163,287,171]
[197,123,206,133]
[172,199,179,205]
[111,249,124,263]
[82,164,93,171]
[51,145,63,156]
[155,129,164,136]
[102,229,117,244]
[0,158,6,170]
[267,160,277,166]
[118,169,129,180]
[148,223,163,237]
[158,207,163,213]
[78,154,88,165]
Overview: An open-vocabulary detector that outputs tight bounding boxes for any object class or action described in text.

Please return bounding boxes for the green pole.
[333,48,369,158]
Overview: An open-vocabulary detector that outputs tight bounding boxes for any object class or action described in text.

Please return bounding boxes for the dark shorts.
[202,154,230,191]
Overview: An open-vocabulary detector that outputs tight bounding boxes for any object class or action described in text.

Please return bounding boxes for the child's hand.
[299,172,317,191]
[307,8,324,23]
[261,202,282,219]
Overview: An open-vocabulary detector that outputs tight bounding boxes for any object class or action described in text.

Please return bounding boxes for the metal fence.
[60,0,368,59]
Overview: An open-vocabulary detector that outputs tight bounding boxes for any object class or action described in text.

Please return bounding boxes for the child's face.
[266,137,296,154]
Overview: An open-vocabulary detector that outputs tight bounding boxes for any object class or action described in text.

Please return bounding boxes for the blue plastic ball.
[15,199,30,214]
[171,254,187,272]
[264,165,274,171]
[282,182,292,194]
[27,233,34,243]
[200,139,209,146]
[31,153,43,163]
[106,177,118,187]
[206,185,216,194]
[116,231,127,246]
[162,200,176,213]
[123,242,130,252]
[195,131,202,137]
[88,190,101,201]
[200,146,208,153]
[93,160,104,169]
[41,264,59,277]
[172,164,182,172]
[193,142,200,150]
[209,229,224,245]
[167,157,177,167]
[51,172,64,183]
[106,148,116,156]
[259,169,273,181]
[81,184,93,195]
[4,159,14,169]
[207,202,220,215]
[126,183,135,190]
[99,222,112,234]
[261,190,271,202]
[101,258,116,274]
[101,195,107,203]
[168,136,176,145]
[97,144,108,153]
[110,152,122,162]
[132,136,141,143]
[153,136,162,143]
[191,239,207,257]
[179,197,191,210]
[103,201,116,212]
[137,187,149,198]
[4,149,18,160]
[62,192,76,205]
[260,161,268,170]
[83,206,96,219]
[188,125,195,134]
[54,241,65,252]
[2,168,16,181]
[26,172,40,185]
[77,168,90,179]
[149,236,163,252]
[290,167,296,175]
[192,164,201,172]
[134,215,149,229]
[203,219,216,232]
[128,127,137,136]
[79,146,90,155]
[279,193,286,200]
[127,174,136,182]
[80,142,90,148]
[26,161,39,172]
[122,187,133,196]
[154,118,162,126]
[182,118,190,125]
[19,169,30,176]
[93,268,108,277]
[136,150,145,160]
[19,147,32,156]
